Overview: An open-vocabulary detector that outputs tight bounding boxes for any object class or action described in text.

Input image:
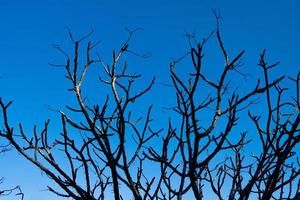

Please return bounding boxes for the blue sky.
[0,0,299,199]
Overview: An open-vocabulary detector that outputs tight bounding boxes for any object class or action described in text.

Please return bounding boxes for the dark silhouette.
[0,19,299,199]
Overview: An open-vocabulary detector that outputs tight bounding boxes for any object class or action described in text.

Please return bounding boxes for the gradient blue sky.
[0,0,299,199]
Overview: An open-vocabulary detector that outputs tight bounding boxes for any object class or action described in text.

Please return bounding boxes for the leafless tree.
[0,19,299,200]
[0,28,160,200]
[143,16,299,199]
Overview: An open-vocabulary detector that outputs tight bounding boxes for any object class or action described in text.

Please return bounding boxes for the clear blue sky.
[0,0,299,199]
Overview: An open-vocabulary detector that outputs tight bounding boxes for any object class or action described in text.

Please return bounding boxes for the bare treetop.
[0,22,299,200]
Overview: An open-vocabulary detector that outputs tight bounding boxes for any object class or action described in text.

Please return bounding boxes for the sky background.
[0,0,299,199]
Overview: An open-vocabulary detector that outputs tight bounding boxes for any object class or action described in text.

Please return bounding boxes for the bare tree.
[200,53,300,200]
[0,29,160,200]
[144,16,299,199]
[0,20,299,200]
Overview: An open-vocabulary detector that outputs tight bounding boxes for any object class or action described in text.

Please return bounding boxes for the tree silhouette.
[0,21,299,199]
